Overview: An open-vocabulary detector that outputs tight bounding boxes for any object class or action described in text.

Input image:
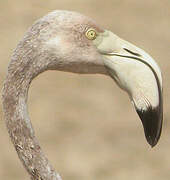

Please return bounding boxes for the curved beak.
[95,30,163,147]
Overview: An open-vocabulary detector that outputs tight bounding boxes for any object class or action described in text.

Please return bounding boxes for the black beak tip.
[136,106,163,147]
[146,135,159,148]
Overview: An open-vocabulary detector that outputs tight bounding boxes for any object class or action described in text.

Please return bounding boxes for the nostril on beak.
[123,48,141,57]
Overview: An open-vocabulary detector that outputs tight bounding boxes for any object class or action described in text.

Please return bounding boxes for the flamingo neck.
[2,56,61,180]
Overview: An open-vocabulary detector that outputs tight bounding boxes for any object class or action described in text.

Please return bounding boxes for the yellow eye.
[85,28,97,40]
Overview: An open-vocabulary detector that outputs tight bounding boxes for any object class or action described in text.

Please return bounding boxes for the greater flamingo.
[2,10,163,180]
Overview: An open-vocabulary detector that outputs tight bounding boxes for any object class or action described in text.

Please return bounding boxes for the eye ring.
[85,28,97,40]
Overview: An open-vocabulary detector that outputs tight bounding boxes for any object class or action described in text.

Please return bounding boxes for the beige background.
[0,0,170,179]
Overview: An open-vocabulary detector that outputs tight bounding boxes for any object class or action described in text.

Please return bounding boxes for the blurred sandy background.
[0,0,170,179]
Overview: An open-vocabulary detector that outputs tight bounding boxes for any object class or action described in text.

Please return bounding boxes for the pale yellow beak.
[94,30,163,147]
